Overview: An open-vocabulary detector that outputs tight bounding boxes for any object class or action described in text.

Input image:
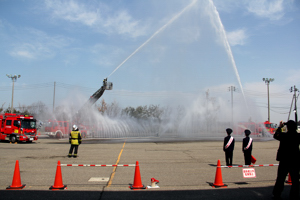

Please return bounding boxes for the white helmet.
[72,125,78,131]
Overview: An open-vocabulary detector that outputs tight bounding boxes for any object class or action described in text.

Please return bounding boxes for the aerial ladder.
[75,78,113,122]
[85,78,113,106]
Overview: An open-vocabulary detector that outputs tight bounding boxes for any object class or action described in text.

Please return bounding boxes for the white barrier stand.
[147,178,159,189]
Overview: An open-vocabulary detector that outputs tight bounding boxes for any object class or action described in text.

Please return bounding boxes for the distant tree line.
[0,101,50,119]
[96,99,164,122]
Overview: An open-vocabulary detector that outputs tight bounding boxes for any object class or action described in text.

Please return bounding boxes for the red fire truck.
[235,121,277,136]
[44,120,88,138]
[0,113,38,143]
[260,121,277,134]
[44,120,70,138]
[44,78,112,139]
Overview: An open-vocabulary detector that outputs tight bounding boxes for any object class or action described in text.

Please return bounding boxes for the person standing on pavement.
[242,129,253,165]
[68,125,82,158]
[223,128,235,166]
[272,120,300,200]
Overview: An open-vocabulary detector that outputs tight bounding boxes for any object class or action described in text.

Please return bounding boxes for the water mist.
[55,0,258,139]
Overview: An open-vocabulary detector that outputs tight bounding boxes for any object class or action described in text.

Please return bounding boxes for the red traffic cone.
[210,160,227,188]
[6,160,26,190]
[49,161,67,190]
[129,161,146,190]
[251,155,256,164]
[285,173,292,185]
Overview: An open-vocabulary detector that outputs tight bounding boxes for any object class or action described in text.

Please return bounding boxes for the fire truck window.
[46,122,53,127]
[59,122,62,126]
[21,120,36,129]
[13,120,20,127]
[6,120,12,126]
[30,121,36,128]
[64,122,68,127]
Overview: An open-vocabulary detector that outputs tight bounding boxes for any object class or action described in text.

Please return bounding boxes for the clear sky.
[1,0,300,124]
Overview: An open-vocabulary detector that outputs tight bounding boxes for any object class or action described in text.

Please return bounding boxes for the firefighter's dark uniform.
[68,129,82,158]
[223,136,235,166]
[272,121,300,200]
[223,128,235,166]
[242,130,252,165]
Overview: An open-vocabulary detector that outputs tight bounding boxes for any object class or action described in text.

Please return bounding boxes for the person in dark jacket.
[223,128,235,166]
[272,120,300,200]
[242,129,253,165]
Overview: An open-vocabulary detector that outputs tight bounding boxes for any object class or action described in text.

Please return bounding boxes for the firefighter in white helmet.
[68,125,82,158]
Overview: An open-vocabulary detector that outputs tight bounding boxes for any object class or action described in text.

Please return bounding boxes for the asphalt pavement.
[0,134,296,199]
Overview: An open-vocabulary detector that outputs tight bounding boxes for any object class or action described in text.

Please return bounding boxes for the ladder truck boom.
[76,78,113,119]
[88,78,113,105]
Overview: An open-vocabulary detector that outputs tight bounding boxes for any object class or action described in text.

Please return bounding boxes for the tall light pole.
[262,78,274,122]
[228,86,236,127]
[53,81,56,112]
[6,74,21,113]
[290,85,298,123]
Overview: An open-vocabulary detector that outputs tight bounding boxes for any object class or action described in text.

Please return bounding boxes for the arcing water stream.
[53,0,260,139]
[107,0,197,79]
[207,0,249,113]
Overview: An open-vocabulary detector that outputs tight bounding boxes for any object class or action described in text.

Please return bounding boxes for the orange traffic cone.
[210,160,227,188]
[251,155,256,164]
[6,160,26,190]
[49,161,67,190]
[285,173,292,185]
[129,161,146,190]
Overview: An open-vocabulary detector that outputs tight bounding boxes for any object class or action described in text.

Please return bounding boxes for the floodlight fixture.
[6,74,21,113]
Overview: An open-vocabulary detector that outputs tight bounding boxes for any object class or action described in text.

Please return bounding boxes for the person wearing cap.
[223,128,235,166]
[242,129,253,165]
[68,124,82,158]
[272,120,300,200]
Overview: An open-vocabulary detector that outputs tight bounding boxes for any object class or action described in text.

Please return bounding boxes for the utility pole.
[53,81,56,112]
[290,85,298,123]
[6,74,21,113]
[287,96,294,121]
[228,86,236,127]
[262,78,274,122]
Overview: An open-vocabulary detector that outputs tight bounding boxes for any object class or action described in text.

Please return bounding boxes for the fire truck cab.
[0,113,38,143]
[236,121,276,136]
[44,120,69,138]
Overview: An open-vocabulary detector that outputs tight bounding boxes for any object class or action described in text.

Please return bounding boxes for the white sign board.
[243,168,256,178]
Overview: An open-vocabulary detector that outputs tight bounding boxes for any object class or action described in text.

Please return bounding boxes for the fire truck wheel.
[10,135,17,143]
[56,131,62,139]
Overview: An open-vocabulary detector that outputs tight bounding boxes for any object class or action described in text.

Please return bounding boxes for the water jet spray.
[107,0,197,78]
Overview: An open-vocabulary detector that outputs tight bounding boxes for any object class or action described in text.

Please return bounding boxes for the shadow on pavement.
[0,185,294,200]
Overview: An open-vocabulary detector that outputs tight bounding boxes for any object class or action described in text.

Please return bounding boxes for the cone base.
[6,184,26,190]
[129,184,147,190]
[285,180,292,185]
[209,183,227,188]
[49,185,67,190]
